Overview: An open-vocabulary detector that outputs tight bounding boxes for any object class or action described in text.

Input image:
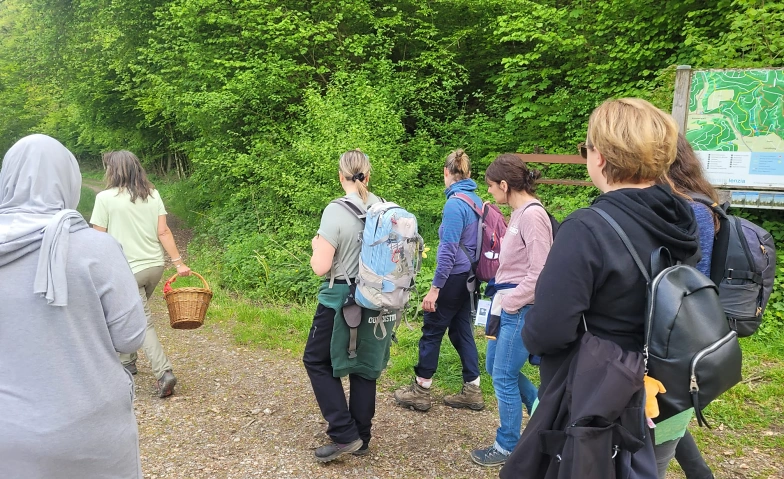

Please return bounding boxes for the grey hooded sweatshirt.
[0,135,146,478]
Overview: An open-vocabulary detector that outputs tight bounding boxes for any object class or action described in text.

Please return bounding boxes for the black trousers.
[414,272,480,383]
[303,303,376,445]
[675,430,713,478]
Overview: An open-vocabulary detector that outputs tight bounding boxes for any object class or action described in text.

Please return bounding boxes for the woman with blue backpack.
[304,149,389,462]
[470,154,553,467]
[394,149,485,412]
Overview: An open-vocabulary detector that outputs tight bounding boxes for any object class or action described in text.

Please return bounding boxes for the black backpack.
[592,207,743,427]
[691,194,776,337]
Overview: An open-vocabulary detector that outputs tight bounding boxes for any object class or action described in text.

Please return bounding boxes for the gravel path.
[134,301,503,479]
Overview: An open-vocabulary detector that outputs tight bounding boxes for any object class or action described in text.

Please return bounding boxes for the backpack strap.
[590,206,654,371]
[590,207,650,282]
[453,193,484,265]
[519,201,554,245]
[328,198,368,287]
[453,193,484,217]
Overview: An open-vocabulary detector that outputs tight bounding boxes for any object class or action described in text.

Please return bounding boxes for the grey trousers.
[119,266,172,379]
[655,438,680,479]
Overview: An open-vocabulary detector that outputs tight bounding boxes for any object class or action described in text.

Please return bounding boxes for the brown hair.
[587,98,679,184]
[339,149,371,202]
[445,149,471,181]
[485,153,541,195]
[663,134,720,232]
[103,150,154,202]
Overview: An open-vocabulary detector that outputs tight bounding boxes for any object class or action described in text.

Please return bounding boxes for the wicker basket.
[163,272,213,330]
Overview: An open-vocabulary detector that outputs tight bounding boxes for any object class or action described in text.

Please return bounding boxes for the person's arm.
[423,199,465,311]
[90,193,109,231]
[158,214,191,276]
[500,209,552,313]
[312,204,339,277]
[311,235,336,276]
[93,238,147,353]
[432,199,464,288]
[522,216,601,356]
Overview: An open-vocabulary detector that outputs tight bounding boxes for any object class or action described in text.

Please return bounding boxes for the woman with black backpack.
[470,154,553,467]
[500,98,700,479]
[653,134,718,479]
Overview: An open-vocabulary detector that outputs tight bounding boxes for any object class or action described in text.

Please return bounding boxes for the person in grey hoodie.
[0,134,147,479]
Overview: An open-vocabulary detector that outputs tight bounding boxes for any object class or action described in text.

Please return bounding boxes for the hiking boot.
[314,438,363,462]
[394,380,432,411]
[444,382,484,410]
[470,445,509,467]
[124,361,137,375]
[157,370,177,398]
[352,441,370,456]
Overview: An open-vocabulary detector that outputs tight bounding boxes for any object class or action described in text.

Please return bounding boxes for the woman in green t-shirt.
[305,149,382,463]
[91,150,191,398]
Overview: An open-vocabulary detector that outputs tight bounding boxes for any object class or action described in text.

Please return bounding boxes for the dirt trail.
[83,178,782,478]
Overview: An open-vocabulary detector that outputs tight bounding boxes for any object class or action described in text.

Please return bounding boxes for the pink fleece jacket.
[495,200,553,313]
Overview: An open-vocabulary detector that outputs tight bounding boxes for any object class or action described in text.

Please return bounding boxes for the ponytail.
[339,149,371,202]
[485,153,541,196]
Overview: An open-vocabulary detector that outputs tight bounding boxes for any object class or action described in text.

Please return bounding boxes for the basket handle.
[164,271,210,291]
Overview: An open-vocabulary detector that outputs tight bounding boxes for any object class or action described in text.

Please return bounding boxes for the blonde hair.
[103,150,154,202]
[445,149,471,181]
[587,98,679,184]
[339,149,371,201]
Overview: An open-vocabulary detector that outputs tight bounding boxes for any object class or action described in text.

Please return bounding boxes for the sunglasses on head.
[578,142,594,160]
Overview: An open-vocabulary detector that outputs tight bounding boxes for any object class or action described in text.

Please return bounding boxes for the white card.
[474,299,491,327]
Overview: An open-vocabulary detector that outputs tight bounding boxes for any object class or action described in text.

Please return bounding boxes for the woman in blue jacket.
[394,149,484,412]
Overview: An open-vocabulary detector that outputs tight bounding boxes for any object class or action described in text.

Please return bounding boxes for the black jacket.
[523,185,699,392]
[500,332,657,479]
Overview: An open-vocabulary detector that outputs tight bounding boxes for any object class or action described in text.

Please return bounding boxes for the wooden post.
[671,65,692,134]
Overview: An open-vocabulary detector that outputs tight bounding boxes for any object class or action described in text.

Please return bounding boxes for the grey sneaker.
[394,380,432,411]
[124,361,138,375]
[470,445,509,467]
[444,382,484,410]
[314,438,363,462]
[157,370,177,398]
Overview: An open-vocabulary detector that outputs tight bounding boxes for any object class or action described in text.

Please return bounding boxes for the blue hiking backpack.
[331,198,424,315]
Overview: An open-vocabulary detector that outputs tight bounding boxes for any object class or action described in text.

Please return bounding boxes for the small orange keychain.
[643,375,667,419]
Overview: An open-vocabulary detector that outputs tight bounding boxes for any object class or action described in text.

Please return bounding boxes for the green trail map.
[686,69,784,189]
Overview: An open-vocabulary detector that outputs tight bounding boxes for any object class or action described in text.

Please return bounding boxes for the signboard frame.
[672,66,784,208]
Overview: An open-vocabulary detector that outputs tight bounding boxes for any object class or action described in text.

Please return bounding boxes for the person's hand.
[176,263,192,277]
[421,287,440,312]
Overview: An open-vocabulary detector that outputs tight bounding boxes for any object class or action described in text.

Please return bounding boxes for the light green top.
[90,188,167,274]
[654,408,694,445]
[317,192,380,280]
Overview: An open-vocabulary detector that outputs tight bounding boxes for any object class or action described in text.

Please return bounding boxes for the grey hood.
[0,134,89,306]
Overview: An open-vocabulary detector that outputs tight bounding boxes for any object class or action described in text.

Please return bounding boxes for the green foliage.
[76,187,97,222]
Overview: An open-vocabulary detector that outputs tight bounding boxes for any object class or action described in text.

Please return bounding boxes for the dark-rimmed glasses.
[578,142,594,159]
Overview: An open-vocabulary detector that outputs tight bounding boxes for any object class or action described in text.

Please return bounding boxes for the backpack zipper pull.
[690,374,699,393]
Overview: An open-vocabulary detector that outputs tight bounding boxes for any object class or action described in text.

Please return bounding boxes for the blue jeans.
[485,307,538,454]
